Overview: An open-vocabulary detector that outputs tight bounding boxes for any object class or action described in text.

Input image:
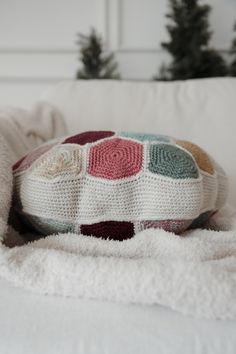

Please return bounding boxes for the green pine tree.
[76,28,120,79]
[155,0,228,80]
[230,21,236,76]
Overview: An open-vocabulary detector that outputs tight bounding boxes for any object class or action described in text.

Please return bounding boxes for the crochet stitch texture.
[12,131,228,240]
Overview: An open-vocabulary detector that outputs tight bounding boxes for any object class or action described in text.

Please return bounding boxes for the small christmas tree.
[230,21,236,76]
[155,0,228,80]
[76,28,120,79]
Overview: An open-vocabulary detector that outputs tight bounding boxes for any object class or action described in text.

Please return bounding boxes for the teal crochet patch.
[120,132,170,142]
[27,215,74,235]
[148,144,199,179]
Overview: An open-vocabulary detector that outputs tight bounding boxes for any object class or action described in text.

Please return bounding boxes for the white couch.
[0,78,236,354]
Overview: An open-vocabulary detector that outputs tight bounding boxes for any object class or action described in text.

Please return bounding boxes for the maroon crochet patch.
[63,131,114,145]
[80,221,134,241]
[13,155,26,171]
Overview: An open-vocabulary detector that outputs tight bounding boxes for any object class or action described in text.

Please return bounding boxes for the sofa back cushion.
[41,78,236,205]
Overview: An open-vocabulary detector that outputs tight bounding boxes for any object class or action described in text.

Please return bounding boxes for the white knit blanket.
[0,104,236,320]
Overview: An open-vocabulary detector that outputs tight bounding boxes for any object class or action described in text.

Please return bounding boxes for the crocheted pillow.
[12,131,228,240]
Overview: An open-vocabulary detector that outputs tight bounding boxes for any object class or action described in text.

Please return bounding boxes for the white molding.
[108,0,121,50]
[0,47,230,55]
[113,0,160,52]
[117,0,123,49]
[0,0,109,55]
[110,0,233,53]
[0,0,231,56]
[0,48,77,54]
[96,0,109,43]
[0,76,70,83]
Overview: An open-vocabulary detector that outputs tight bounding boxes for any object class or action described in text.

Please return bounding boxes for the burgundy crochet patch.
[13,155,26,171]
[63,131,114,145]
[80,221,134,240]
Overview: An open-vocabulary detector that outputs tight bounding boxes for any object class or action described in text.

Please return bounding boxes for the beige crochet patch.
[176,140,214,175]
[31,146,83,180]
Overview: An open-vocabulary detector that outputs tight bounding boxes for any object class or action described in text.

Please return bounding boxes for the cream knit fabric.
[13,131,228,238]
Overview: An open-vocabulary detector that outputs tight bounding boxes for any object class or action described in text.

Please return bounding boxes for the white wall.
[0,0,235,107]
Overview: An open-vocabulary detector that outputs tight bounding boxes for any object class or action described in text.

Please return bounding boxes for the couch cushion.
[12,131,228,239]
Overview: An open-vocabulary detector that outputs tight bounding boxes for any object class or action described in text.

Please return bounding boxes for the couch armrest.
[0,102,67,162]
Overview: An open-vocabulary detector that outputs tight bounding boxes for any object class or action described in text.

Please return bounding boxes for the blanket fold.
[0,103,236,320]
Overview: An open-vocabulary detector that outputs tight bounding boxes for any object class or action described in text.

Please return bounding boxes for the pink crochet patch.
[63,131,114,145]
[13,143,55,173]
[88,138,143,179]
[142,219,192,234]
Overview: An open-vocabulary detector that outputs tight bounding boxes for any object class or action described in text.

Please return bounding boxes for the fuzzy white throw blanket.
[0,104,236,320]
